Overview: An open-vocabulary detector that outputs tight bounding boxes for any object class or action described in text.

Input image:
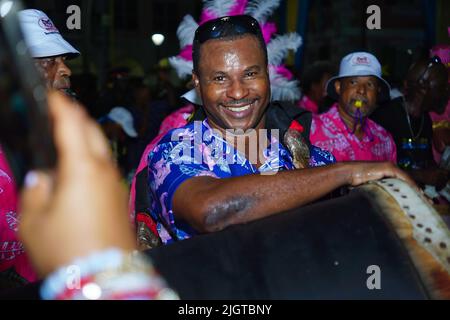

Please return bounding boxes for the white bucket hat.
[107,107,138,138]
[326,51,391,102]
[18,9,80,58]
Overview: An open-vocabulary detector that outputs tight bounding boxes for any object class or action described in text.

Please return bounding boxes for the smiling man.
[192,33,269,133]
[310,52,397,162]
[147,16,414,244]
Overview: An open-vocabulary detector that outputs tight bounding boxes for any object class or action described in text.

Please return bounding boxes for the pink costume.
[158,104,194,136]
[429,44,450,163]
[0,147,37,282]
[298,95,319,114]
[430,101,450,164]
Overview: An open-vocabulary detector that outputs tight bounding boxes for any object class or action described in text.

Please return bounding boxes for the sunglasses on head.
[194,15,262,44]
[416,55,442,86]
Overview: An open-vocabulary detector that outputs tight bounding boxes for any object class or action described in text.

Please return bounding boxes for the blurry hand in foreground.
[19,91,136,277]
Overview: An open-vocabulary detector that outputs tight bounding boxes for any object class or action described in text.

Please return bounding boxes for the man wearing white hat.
[310,51,397,163]
[103,107,138,139]
[0,9,81,286]
[99,107,138,180]
[18,9,79,94]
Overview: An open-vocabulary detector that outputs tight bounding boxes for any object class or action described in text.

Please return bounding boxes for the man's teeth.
[225,104,251,112]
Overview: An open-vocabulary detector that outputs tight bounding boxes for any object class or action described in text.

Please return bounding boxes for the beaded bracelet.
[40,248,179,300]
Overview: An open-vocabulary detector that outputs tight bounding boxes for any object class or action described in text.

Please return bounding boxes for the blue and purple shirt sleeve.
[147,138,219,243]
[309,145,336,167]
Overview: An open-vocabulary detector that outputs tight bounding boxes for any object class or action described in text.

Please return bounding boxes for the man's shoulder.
[148,122,198,160]
[312,105,338,128]
[311,112,324,129]
[155,122,197,145]
[316,105,336,119]
[267,100,315,146]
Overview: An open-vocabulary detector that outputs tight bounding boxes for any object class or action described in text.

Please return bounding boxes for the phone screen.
[0,0,56,186]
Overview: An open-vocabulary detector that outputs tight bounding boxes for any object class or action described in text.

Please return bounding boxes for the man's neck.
[403,97,423,119]
[207,115,268,168]
[401,88,424,118]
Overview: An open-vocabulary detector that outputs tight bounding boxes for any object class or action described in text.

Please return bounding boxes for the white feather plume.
[168,56,193,78]
[267,33,302,66]
[269,69,301,102]
[202,0,236,18]
[245,0,280,23]
[170,0,302,103]
[177,15,198,48]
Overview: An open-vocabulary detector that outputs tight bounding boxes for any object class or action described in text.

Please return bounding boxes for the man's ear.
[403,79,409,89]
[192,72,200,93]
[311,81,320,92]
[334,80,341,95]
[403,79,409,95]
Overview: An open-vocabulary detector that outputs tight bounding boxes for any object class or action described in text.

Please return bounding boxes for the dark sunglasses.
[194,15,262,44]
[416,55,442,86]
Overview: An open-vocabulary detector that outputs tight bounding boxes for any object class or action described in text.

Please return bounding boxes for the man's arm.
[173,162,415,233]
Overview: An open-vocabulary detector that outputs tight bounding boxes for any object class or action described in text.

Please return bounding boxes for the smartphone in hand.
[0,0,56,186]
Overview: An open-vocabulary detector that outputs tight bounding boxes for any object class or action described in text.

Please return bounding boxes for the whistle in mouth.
[354,100,363,108]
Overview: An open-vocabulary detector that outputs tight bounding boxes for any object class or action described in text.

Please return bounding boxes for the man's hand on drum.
[348,162,418,190]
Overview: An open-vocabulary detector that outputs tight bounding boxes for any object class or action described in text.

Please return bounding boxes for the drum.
[1,179,448,300]
[146,178,450,299]
[353,178,450,299]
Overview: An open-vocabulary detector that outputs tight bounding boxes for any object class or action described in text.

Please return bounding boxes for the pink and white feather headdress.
[169,0,303,104]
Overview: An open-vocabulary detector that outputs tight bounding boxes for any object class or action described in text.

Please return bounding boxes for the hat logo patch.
[353,56,371,66]
[38,18,59,34]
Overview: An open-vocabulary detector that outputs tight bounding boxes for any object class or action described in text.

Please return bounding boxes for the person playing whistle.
[310,52,397,162]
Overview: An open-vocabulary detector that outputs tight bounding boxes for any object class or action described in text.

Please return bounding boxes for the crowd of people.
[0,1,449,300]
